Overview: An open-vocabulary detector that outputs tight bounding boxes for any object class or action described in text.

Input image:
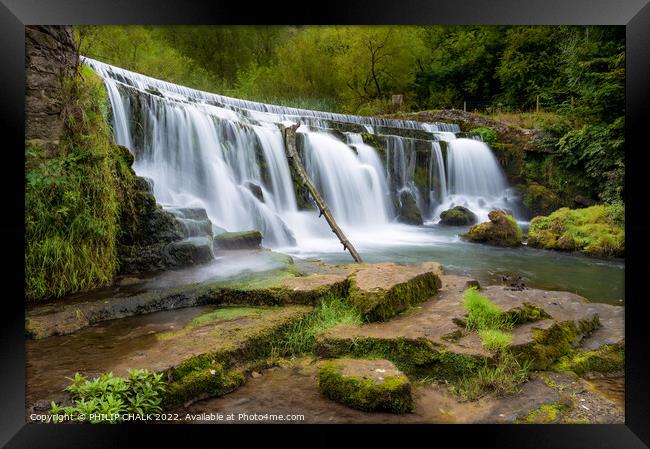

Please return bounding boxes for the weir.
[83,56,517,253]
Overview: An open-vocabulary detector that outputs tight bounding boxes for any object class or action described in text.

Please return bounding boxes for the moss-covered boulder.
[347,262,442,321]
[527,205,624,257]
[552,341,624,376]
[462,210,523,247]
[214,230,263,250]
[318,359,413,413]
[520,182,562,217]
[396,191,423,225]
[439,206,477,226]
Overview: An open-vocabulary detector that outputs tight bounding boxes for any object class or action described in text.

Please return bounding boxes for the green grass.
[25,65,137,301]
[463,287,512,332]
[450,352,531,401]
[478,329,513,351]
[272,295,363,356]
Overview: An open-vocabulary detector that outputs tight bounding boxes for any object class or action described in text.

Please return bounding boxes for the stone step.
[27,304,312,408]
[318,358,413,414]
[315,274,624,377]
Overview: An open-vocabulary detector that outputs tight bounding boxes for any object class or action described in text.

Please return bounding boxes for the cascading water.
[384,135,424,216]
[84,55,520,258]
[433,138,515,223]
[300,131,391,227]
[428,141,447,210]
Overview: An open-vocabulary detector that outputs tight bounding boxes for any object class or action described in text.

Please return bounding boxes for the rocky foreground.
[26,253,623,424]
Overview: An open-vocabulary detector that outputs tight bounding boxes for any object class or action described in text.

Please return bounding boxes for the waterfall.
[84,55,519,256]
[384,135,424,214]
[301,131,391,227]
[428,141,447,208]
[433,138,513,222]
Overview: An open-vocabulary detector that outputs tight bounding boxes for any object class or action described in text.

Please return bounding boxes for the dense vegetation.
[25,65,140,301]
[77,25,624,204]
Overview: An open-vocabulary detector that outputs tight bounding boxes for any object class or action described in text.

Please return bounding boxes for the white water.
[301,131,391,227]
[84,56,519,256]
[432,138,514,223]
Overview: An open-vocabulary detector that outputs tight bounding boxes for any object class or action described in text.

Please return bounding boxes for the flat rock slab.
[26,304,311,406]
[26,251,340,339]
[347,262,443,321]
[316,274,624,374]
[25,259,441,339]
[318,359,413,413]
[177,359,621,424]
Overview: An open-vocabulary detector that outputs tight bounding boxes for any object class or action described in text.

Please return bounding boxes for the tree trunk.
[283,125,363,263]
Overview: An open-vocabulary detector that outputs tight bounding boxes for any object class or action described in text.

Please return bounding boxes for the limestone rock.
[347,262,442,321]
[462,209,523,247]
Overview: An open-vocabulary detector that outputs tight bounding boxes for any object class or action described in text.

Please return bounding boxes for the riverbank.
[27,257,623,424]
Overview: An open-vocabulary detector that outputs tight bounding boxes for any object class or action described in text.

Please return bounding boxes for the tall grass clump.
[463,287,512,332]
[452,287,531,400]
[25,64,132,301]
[272,295,363,356]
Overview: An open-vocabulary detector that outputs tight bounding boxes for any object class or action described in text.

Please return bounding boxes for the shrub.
[49,369,166,423]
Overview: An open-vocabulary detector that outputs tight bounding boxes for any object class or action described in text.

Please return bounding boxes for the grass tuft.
[271,295,362,356]
[463,287,512,332]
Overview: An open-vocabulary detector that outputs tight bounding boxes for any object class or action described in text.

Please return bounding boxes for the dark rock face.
[440,206,477,226]
[520,182,562,218]
[117,177,214,273]
[243,181,264,202]
[214,230,263,250]
[574,195,596,208]
[166,237,214,266]
[396,191,423,225]
[462,209,523,247]
[25,26,78,143]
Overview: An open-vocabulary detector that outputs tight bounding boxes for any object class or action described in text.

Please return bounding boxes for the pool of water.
[279,221,624,305]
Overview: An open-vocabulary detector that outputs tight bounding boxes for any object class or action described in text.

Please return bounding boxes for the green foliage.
[469,127,497,145]
[528,204,625,257]
[25,65,136,301]
[272,295,362,356]
[49,369,166,423]
[557,118,624,203]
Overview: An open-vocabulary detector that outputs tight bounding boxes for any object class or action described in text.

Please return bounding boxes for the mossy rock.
[347,262,442,321]
[527,205,624,257]
[214,230,263,250]
[315,333,486,382]
[163,363,246,408]
[552,341,624,375]
[462,210,522,247]
[439,206,477,226]
[396,191,423,225]
[318,359,413,413]
[520,182,562,217]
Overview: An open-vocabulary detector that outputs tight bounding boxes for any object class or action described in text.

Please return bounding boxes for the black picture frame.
[2,0,649,446]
